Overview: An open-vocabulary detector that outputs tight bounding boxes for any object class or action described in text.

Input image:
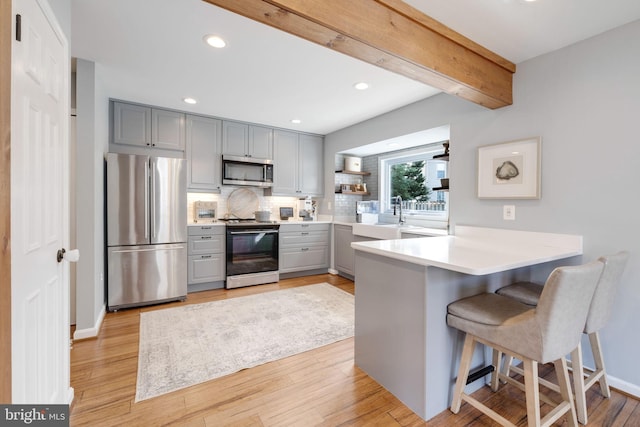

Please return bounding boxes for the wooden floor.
[70,274,640,426]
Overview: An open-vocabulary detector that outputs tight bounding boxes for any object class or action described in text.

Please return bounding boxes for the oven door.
[226,228,279,276]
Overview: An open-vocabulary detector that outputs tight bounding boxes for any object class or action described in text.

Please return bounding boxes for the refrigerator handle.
[150,159,156,240]
[145,160,150,239]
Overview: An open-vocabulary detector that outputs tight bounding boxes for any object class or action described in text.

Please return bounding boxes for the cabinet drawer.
[188,254,225,284]
[279,245,328,273]
[280,230,328,247]
[188,235,224,255]
[278,223,329,233]
[188,225,224,236]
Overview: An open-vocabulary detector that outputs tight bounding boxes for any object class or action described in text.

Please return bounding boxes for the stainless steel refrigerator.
[106,153,187,311]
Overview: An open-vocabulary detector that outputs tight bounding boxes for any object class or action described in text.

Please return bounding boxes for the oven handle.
[228,230,279,235]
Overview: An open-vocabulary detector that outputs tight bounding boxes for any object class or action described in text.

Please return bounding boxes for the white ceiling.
[70,0,640,137]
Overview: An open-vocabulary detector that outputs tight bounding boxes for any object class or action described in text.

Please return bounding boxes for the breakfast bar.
[351,226,583,421]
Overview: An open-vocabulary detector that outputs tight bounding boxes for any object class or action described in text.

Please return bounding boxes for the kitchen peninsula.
[351,226,583,421]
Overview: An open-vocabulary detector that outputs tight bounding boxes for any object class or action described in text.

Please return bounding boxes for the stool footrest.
[466,365,495,385]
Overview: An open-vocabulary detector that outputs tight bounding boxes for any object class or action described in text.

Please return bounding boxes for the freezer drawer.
[108,244,187,310]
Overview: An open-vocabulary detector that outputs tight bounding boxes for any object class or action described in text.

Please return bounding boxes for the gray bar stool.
[447,260,604,427]
[495,251,628,424]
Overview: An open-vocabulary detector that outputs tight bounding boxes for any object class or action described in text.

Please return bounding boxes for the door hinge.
[16,14,22,41]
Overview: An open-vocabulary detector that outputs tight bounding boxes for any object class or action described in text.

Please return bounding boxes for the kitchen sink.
[352,222,423,240]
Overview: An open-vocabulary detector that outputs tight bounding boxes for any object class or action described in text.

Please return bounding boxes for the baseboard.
[66,387,75,406]
[609,375,640,399]
[73,305,106,340]
[328,268,339,275]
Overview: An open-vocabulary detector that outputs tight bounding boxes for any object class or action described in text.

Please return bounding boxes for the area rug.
[135,283,354,401]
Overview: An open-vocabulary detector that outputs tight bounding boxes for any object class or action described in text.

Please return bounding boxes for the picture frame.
[477,137,541,199]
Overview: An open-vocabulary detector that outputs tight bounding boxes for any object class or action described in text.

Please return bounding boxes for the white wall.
[74,59,108,337]
[325,20,640,394]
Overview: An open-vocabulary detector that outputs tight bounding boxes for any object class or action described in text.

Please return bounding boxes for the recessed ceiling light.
[291,119,302,124]
[183,97,197,105]
[203,35,226,48]
[353,82,369,90]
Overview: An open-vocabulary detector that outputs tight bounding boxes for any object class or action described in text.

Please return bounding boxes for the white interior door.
[11,0,73,404]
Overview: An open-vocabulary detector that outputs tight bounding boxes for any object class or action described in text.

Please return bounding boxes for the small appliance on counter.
[193,201,217,223]
[279,207,294,220]
[298,197,315,221]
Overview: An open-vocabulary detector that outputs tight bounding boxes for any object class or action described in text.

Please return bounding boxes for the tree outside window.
[390,161,431,202]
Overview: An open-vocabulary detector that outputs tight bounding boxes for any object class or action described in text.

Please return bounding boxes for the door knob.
[57,248,80,263]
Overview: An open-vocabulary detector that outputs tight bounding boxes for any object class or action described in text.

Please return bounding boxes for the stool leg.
[571,343,588,425]
[451,334,476,413]
[491,349,501,391]
[589,331,610,398]
[502,354,514,382]
[523,359,542,427]
[555,356,579,427]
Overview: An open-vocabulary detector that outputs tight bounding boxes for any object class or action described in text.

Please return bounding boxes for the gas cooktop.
[219,218,280,228]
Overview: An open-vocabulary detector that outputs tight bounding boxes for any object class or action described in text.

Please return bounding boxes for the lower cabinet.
[334,224,355,277]
[279,223,330,274]
[187,225,225,291]
[334,224,380,278]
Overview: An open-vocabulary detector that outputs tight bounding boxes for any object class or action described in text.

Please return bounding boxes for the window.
[379,143,448,221]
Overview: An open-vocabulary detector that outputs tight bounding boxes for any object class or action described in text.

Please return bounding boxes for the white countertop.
[351,225,583,275]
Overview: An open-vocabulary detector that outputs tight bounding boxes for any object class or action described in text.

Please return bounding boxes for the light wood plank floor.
[70,274,639,426]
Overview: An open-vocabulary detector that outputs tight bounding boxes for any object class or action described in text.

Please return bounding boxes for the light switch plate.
[503,205,516,220]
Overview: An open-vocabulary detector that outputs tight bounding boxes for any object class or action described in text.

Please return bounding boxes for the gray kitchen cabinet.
[112,101,151,147]
[270,130,323,196]
[298,134,323,195]
[334,224,355,277]
[186,115,222,192]
[271,129,299,195]
[333,225,378,278]
[111,100,185,152]
[187,225,225,291]
[222,121,273,159]
[279,223,329,274]
[151,108,185,151]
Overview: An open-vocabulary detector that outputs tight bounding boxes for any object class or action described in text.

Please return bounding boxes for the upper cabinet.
[269,130,323,197]
[186,115,222,192]
[112,102,151,147]
[298,134,323,196]
[151,109,185,151]
[222,121,273,159]
[111,100,185,154]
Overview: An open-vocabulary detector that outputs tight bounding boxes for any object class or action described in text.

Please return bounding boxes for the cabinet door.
[222,121,248,156]
[152,108,185,151]
[112,101,151,147]
[271,129,299,195]
[279,245,328,273]
[334,225,355,275]
[298,134,323,196]
[188,254,225,284]
[186,115,222,191]
[249,125,273,159]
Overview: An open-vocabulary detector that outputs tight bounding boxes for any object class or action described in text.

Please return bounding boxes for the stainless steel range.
[224,220,280,289]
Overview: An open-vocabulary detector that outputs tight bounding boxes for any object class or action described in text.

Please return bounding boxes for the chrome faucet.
[394,195,404,225]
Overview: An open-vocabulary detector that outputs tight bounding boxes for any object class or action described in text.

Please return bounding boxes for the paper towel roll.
[63,249,80,262]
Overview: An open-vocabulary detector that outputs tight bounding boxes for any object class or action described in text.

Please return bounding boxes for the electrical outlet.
[503,205,515,220]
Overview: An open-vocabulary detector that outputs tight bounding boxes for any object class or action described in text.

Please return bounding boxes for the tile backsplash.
[187,188,301,223]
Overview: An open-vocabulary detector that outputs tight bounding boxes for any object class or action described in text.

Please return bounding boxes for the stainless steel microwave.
[222,155,274,187]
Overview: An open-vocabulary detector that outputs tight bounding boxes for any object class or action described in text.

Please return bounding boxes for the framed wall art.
[477,137,541,199]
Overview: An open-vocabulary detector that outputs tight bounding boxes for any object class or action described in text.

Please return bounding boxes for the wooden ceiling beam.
[203,0,515,109]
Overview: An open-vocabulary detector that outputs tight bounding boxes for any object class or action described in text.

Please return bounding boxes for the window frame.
[378,144,449,222]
